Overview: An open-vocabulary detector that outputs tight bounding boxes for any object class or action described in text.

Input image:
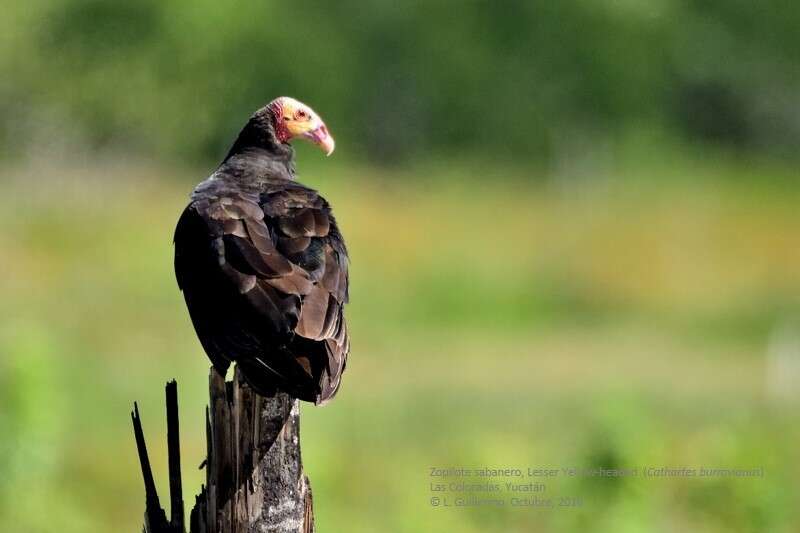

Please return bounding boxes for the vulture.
[174,97,349,405]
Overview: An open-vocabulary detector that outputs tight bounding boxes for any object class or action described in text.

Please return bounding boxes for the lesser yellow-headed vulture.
[174,97,349,405]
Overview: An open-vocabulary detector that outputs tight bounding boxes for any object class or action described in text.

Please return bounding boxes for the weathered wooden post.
[132,367,315,533]
[132,380,183,533]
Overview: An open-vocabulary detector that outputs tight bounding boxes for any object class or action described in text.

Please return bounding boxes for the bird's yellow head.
[268,97,335,156]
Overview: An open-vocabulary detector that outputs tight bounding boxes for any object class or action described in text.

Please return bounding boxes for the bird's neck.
[221,119,296,183]
[219,147,296,184]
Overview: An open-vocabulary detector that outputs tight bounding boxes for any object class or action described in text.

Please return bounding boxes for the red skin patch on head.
[268,99,291,143]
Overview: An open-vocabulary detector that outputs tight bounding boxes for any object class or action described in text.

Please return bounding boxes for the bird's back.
[174,173,349,404]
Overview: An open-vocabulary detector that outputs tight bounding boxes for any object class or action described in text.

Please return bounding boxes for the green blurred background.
[1,1,799,532]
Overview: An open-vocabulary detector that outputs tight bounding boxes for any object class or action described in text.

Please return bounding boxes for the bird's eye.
[296,110,308,120]
[283,116,290,121]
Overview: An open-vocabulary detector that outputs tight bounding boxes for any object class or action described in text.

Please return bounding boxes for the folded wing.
[174,179,349,404]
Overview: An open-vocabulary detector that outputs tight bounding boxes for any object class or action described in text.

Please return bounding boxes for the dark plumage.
[174,99,349,405]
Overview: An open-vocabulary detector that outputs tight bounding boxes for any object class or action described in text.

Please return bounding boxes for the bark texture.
[133,368,314,533]
[190,367,315,533]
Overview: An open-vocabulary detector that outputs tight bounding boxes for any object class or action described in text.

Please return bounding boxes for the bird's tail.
[236,353,320,403]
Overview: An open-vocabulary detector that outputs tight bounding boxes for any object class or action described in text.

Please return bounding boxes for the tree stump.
[132,367,315,533]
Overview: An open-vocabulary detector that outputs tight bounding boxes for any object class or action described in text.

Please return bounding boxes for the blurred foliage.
[1,2,799,532]
[1,0,799,165]
[0,156,798,532]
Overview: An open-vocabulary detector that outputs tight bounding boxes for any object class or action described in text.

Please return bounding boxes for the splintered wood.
[191,368,315,533]
[134,368,315,533]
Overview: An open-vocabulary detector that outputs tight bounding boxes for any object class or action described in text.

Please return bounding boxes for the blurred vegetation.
[1,1,799,532]
[1,0,798,166]
[0,155,798,532]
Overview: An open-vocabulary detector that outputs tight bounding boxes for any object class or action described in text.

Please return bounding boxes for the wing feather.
[175,178,350,404]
